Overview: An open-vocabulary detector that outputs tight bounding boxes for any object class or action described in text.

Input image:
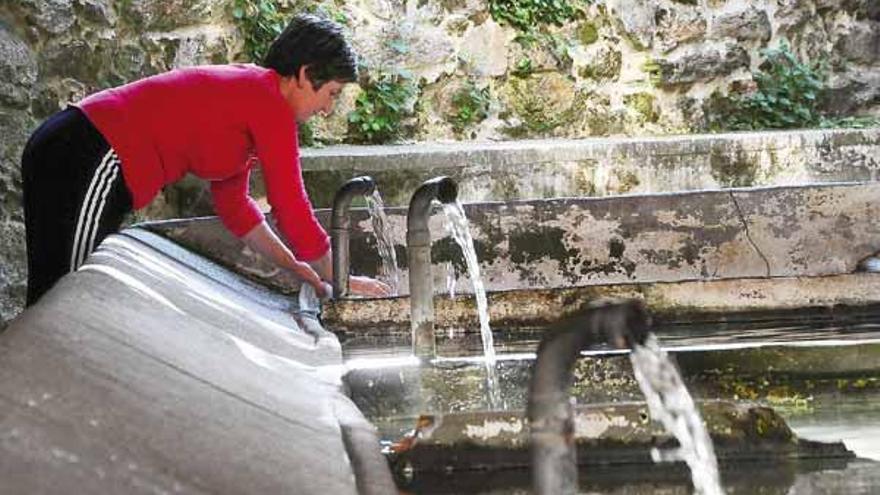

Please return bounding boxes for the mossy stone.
[500,73,578,138]
[624,92,659,123]
[578,47,621,81]
[710,149,758,188]
[614,169,641,193]
[578,22,599,45]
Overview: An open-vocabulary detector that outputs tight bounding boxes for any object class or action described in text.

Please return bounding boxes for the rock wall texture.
[1,0,879,326]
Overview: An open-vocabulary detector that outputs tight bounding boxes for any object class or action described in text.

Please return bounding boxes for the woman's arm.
[242,221,328,298]
[242,222,391,298]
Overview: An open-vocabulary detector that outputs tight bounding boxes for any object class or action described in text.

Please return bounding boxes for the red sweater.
[77,64,329,261]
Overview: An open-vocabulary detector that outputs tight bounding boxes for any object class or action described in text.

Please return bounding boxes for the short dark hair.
[263,14,358,89]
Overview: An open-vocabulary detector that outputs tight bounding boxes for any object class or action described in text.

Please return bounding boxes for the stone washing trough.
[145,180,880,334]
[6,183,880,492]
[7,130,880,492]
[139,179,880,486]
[2,222,866,493]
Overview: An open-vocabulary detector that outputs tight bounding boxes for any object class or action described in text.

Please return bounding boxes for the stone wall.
[2,0,880,326]
[308,0,880,144]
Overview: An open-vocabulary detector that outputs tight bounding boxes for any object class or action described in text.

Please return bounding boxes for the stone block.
[0,25,37,109]
[459,19,510,78]
[607,0,655,50]
[821,70,880,115]
[837,20,880,64]
[576,44,622,81]
[348,2,457,84]
[121,0,227,31]
[12,0,75,35]
[499,73,579,137]
[656,42,749,86]
[711,7,772,43]
[654,3,707,52]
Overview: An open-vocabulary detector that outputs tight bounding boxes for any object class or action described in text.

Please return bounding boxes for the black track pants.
[21,107,133,306]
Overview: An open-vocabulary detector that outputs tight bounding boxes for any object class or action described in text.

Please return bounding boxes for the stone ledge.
[291,128,880,207]
[385,402,852,473]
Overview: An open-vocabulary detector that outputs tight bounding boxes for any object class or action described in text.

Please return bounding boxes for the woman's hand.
[349,275,393,298]
[289,260,329,299]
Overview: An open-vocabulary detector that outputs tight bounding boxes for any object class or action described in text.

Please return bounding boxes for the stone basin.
[383,401,852,476]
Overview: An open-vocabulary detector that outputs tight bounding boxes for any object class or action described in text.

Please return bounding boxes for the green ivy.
[323,5,349,25]
[297,120,316,147]
[706,43,828,131]
[820,115,880,129]
[511,58,535,78]
[450,82,491,135]
[347,71,416,144]
[489,0,581,33]
[231,0,288,63]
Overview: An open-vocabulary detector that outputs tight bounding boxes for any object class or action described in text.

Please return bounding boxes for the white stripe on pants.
[70,149,121,270]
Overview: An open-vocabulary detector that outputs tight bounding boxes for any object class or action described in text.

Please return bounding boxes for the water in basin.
[340,308,880,493]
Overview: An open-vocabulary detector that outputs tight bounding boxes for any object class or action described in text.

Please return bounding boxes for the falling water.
[629,334,725,495]
[441,200,501,409]
[446,262,457,299]
[365,190,400,296]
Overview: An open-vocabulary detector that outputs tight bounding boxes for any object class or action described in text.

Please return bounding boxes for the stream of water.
[365,190,400,296]
[442,200,501,409]
[630,334,724,495]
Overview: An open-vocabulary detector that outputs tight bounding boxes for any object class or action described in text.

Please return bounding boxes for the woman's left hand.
[349,276,393,298]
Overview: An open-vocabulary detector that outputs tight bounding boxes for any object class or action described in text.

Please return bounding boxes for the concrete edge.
[323,273,880,334]
[334,396,397,495]
[299,128,880,171]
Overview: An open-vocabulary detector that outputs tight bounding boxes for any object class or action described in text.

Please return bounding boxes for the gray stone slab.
[0,233,394,494]
[384,402,852,473]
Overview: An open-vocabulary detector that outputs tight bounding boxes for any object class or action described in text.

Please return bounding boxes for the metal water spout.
[407,176,458,358]
[528,300,650,495]
[331,176,376,299]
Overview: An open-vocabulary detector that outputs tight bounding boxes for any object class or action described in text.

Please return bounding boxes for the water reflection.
[782,391,880,461]
[342,310,880,360]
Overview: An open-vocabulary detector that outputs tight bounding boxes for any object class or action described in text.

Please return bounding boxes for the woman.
[21,14,389,306]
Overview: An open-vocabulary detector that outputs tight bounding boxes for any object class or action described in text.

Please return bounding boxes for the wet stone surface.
[381,401,850,472]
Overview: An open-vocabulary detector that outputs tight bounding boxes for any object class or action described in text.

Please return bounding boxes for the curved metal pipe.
[331,176,376,299]
[406,176,458,358]
[528,300,650,495]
